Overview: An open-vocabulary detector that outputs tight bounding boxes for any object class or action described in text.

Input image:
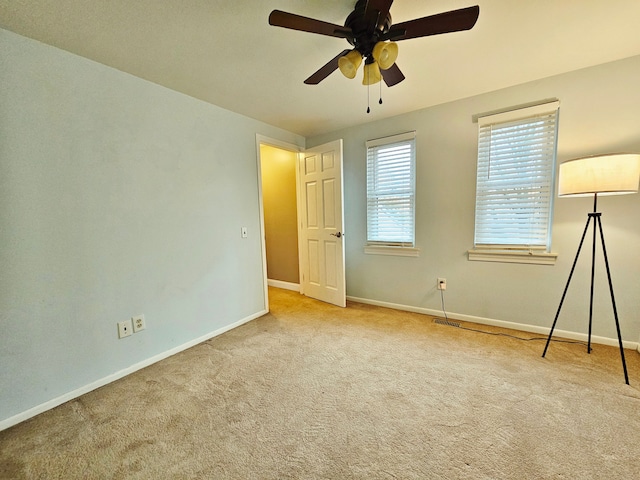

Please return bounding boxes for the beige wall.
[260,145,299,284]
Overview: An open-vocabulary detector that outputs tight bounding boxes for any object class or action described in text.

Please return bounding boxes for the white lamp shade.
[558,153,640,197]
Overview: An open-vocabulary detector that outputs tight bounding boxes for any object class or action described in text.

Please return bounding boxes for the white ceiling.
[2,0,640,137]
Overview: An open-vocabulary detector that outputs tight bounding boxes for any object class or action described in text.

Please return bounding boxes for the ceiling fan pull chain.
[379,80,383,105]
[367,77,371,113]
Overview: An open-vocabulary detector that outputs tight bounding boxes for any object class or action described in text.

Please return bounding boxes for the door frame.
[255,134,303,311]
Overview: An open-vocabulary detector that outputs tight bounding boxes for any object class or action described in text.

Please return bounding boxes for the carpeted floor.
[1,287,639,479]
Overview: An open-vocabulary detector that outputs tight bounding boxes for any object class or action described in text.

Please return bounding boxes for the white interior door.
[298,140,346,307]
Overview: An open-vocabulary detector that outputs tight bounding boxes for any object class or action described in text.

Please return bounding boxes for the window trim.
[365,131,417,254]
[468,247,558,265]
[469,101,560,265]
[364,245,421,257]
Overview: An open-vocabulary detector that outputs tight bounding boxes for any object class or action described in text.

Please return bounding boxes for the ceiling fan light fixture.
[338,49,363,79]
[362,61,381,85]
[372,41,398,70]
[269,4,480,86]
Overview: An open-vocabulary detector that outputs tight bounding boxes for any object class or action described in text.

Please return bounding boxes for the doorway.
[259,143,300,291]
[257,136,346,309]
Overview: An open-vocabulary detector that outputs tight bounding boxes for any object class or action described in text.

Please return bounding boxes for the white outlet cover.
[132,314,146,333]
[117,319,133,338]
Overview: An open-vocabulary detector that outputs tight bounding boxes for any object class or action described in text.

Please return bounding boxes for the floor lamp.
[542,153,640,385]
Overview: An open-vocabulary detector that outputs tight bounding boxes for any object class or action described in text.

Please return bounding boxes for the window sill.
[364,245,420,257]
[467,248,557,265]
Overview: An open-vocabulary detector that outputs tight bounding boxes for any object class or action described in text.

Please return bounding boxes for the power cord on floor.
[439,287,449,321]
[438,288,588,346]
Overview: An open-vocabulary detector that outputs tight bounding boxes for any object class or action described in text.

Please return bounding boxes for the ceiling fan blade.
[304,49,352,85]
[384,5,480,41]
[269,10,353,39]
[381,63,405,87]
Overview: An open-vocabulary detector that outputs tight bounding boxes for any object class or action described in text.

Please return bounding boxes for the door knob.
[330,232,342,238]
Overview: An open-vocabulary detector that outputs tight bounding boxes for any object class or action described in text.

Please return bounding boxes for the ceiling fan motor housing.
[345,0,393,60]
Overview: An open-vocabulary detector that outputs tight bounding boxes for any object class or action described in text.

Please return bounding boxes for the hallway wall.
[260,145,300,285]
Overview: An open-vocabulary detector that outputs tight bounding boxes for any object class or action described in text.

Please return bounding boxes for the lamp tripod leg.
[542,215,592,358]
[596,216,629,385]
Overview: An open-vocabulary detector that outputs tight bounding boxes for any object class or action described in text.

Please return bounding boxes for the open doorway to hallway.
[259,144,300,292]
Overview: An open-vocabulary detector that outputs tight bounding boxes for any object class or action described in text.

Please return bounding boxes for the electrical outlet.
[117,319,133,338]
[438,278,447,290]
[132,314,145,333]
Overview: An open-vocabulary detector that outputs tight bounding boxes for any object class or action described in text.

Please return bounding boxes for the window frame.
[365,131,419,257]
[469,101,560,265]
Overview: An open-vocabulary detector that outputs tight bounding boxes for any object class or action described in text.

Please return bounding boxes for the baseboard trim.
[346,295,640,351]
[0,309,267,432]
[267,279,300,292]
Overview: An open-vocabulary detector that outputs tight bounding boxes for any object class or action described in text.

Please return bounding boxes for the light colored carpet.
[1,287,639,479]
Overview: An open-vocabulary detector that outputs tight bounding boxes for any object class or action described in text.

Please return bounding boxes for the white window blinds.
[366,132,416,246]
[474,102,559,249]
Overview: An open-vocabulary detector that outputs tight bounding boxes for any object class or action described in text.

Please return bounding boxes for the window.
[470,101,559,264]
[365,132,417,256]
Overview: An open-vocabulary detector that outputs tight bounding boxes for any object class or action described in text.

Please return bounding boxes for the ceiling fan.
[268,0,480,87]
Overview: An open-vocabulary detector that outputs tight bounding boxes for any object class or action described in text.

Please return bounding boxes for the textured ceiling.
[2,0,640,137]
